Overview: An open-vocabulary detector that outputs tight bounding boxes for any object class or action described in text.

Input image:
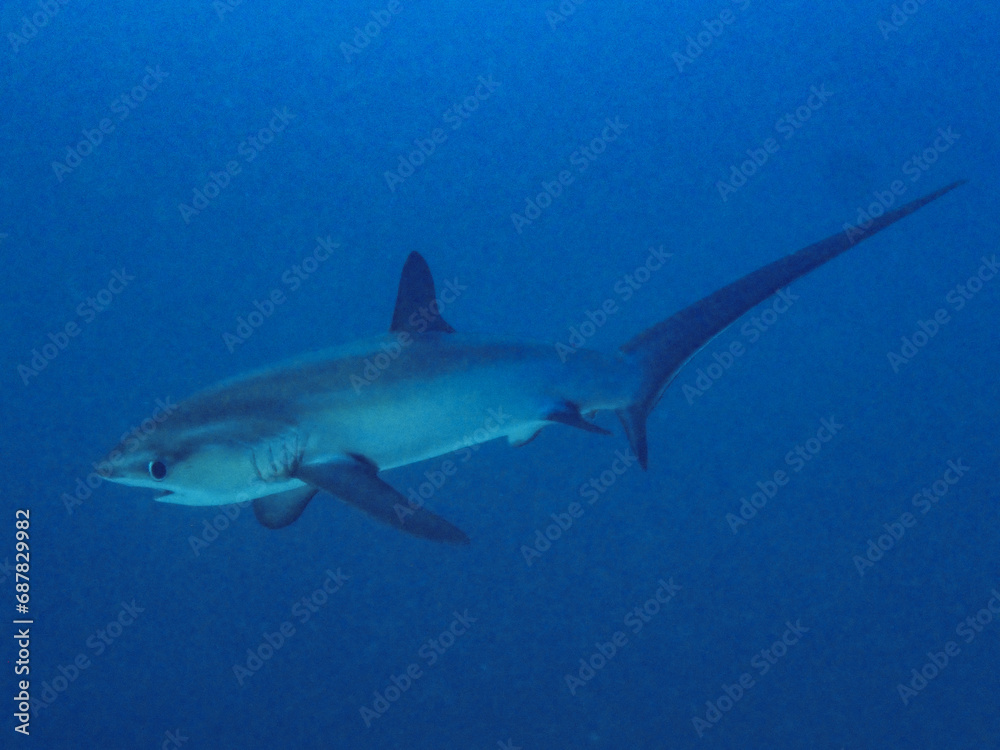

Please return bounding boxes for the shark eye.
[148,461,168,481]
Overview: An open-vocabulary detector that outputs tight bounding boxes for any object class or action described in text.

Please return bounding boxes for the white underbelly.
[303,389,539,471]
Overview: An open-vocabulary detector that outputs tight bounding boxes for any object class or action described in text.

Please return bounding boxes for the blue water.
[3,0,998,747]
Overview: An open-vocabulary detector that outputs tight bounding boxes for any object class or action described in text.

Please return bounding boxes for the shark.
[103,181,963,544]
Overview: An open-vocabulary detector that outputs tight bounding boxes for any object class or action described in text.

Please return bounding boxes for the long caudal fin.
[617,181,966,469]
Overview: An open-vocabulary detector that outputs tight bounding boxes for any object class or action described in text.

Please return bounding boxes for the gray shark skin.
[103,181,963,544]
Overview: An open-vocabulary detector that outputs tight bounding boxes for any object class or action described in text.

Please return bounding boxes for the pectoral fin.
[253,486,319,529]
[295,457,470,545]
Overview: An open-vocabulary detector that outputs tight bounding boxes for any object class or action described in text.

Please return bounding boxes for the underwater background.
[2,0,998,747]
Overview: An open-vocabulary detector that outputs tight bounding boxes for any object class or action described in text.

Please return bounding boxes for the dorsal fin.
[390,252,456,334]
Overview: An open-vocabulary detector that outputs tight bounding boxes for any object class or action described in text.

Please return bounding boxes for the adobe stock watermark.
[510,116,628,233]
[188,495,253,556]
[853,459,970,576]
[681,288,798,404]
[158,729,189,750]
[51,67,169,182]
[887,255,997,372]
[178,107,296,223]
[28,600,144,718]
[233,568,349,686]
[546,0,588,30]
[223,236,339,353]
[0,557,14,585]
[187,438,311,554]
[359,609,476,727]
[350,277,467,392]
[19,268,135,386]
[384,75,501,192]
[63,396,179,515]
[896,585,1000,705]
[8,0,72,54]
[394,408,513,527]
[725,417,843,533]
[672,0,751,73]
[715,84,833,202]
[213,0,246,21]
[843,127,959,244]
[521,447,638,566]
[555,245,672,362]
[879,0,933,40]
[340,0,404,63]
[692,619,808,738]
[563,578,682,696]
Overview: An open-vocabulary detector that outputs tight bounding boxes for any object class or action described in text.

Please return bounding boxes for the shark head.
[100,418,302,506]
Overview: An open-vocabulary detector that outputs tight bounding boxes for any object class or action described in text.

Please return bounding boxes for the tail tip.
[617,405,650,471]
